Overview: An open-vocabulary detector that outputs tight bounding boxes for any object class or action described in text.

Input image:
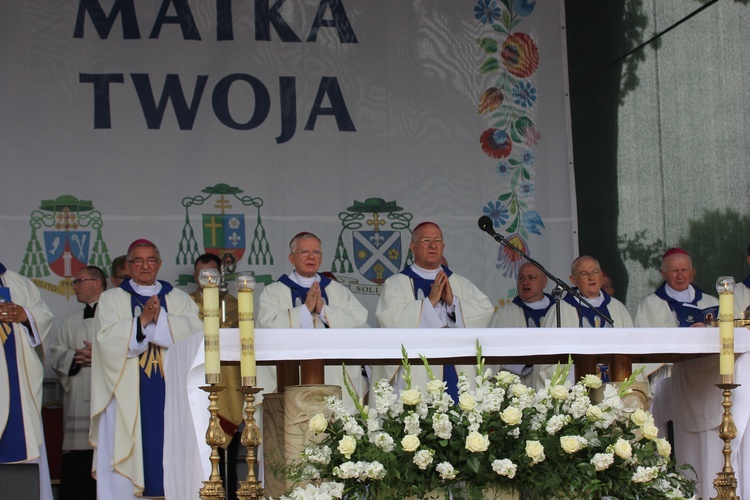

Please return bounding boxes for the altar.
[164,327,750,499]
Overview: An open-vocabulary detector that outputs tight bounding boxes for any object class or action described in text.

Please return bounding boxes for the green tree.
[619,209,750,295]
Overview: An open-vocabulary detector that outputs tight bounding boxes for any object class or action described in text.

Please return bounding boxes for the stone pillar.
[261,392,286,499]
[283,385,341,493]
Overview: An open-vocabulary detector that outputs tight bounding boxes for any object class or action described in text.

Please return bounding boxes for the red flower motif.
[478,87,504,114]
[480,128,512,159]
[501,33,539,78]
[496,233,529,278]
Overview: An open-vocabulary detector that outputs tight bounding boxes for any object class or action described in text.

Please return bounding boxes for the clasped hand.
[305,282,325,314]
[139,296,161,327]
[0,301,28,324]
[74,340,92,367]
[429,270,454,307]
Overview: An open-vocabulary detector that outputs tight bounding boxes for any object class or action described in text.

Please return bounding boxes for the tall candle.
[716,276,735,380]
[236,272,257,386]
[199,268,221,384]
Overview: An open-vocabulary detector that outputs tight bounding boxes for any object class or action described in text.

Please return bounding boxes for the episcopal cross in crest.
[332,198,413,295]
[176,183,273,267]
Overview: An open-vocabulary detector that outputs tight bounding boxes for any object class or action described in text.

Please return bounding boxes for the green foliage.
[618,209,750,293]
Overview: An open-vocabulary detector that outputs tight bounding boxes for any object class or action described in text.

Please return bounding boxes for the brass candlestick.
[199,384,227,500]
[236,385,265,500]
[711,383,740,500]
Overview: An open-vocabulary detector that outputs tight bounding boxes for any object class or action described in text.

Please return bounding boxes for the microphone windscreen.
[477,216,494,234]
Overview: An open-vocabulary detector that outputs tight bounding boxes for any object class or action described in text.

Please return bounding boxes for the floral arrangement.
[282,344,697,499]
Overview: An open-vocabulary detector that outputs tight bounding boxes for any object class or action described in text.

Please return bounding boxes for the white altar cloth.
[164,327,750,499]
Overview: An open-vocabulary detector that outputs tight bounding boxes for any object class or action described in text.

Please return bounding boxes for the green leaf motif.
[478,37,498,54]
[480,58,500,74]
[516,116,534,135]
[498,193,512,202]
[507,216,519,233]
[468,456,482,474]
[510,122,522,143]
[492,23,507,35]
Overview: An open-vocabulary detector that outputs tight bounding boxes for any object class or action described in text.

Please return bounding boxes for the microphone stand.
[477,217,613,327]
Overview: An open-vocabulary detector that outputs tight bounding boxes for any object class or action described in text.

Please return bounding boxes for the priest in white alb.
[634,247,718,328]
[0,262,54,500]
[258,232,369,397]
[49,265,107,499]
[542,255,632,329]
[490,261,554,388]
[375,222,493,399]
[258,232,368,330]
[90,239,202,499]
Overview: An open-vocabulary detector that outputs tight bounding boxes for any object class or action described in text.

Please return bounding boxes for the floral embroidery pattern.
[476,0,545,278]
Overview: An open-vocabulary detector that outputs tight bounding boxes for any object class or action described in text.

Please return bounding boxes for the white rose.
[641,422,659,440]
[630,408,652,427]
[401,434,420,452]
[308,413,328,434]
[426,379,445,394]
[337,435,357,459]
[465,431,490,453]
[496,371,516,385]
[583,374,602,389]
[656,437,672,458]
[511,384,527,398]
[525,440,545,464]
[501,406,523,426]
[459,393,478,411]
[560,436,585,454]
[401,389,421,405]
[613,438,632,460]
[586,405,603,421]
[550,385,569,400]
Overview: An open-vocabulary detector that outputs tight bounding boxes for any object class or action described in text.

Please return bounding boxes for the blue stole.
[0,263,28,462]
[400,265,458,400]
[278,273,331,307]
[512,294,554,328]
[562,291,614,328]
[120,279,173,497]
[743,275,750,289]
[653,282,712,327]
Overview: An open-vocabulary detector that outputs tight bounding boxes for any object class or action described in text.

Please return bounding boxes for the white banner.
[0,0,576,335]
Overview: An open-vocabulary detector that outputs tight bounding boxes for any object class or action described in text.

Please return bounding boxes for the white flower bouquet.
[283,342,697,499]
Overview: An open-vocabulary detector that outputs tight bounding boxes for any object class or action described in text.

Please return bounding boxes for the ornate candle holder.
[236,385,265,500]
[711,383,740,499]
[199,384,227,500]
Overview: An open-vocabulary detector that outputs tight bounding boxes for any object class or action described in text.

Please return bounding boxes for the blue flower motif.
[518,180,534,197]
[512,0,537,17]
[522,210,545,235]
[474,0,501,25]
[495,160,514,177]
[520,149,535,165]
[483,201,510,227]
[512,81,537,108]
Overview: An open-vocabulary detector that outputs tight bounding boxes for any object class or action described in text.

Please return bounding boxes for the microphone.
[477,215,495,235]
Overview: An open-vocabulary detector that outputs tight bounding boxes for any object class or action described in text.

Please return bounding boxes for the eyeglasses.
[577,269,602,279]
[294,250,322,258]
[128,258,159,267]
[72,278,97,286]
[417,238,444,245]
